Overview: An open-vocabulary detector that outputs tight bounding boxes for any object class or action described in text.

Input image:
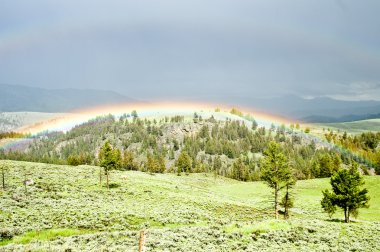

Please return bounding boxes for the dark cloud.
[0,0,380,101]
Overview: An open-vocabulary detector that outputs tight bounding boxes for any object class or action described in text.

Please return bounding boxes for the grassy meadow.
[0,160,379,251]
[311,119,380,134]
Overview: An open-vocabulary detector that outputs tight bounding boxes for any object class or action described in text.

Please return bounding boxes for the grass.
[312,119,380,134]
[293,177,380,221]
[0,228,92,246]
[1,160,379,251]
[224,220,292,235]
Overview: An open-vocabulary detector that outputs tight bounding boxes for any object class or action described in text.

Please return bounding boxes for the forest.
[1,111,379,181]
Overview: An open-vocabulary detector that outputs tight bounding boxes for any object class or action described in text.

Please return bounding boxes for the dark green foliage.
[324,131,380,172]
[170,115,184,123]
[230,108,243,117]
[175,151,192,174]
[321,163,370,223]
[230,157,250,181]
[131,110,138,119]
[251,119,258,130]
[280,192,293,217]
[2,112,378,184]
[261,142,293,219]
[198,125,209,139]
[374,151,380,175]
[122,151,138,170]
[360,132,379,150]
[67,153,92,166]
[98,141,122,189]
[311,152,341,178]
[0,131,30,140]
[145,153,165,173]
[321,190,336,219]
[213,155,222,175]
[99,141,121,173]
[280,174,297,219]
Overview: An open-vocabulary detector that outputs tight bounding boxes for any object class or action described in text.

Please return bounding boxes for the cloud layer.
[0,0,380,101]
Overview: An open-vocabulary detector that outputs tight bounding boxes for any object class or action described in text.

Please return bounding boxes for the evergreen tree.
[131,110,138,119]
[146,153,165,173]
[123,150,138,170]
[213,155,222,175]
[251,119,258,130]
[374,151,380,175]
[312,152,341,178]
[261,141,292,219]
[231,157,250,181]
[175,151,192,175]
[98,141,121,189]
[157,155,166,173]
[280,178,296,219]
[321,162,370,223]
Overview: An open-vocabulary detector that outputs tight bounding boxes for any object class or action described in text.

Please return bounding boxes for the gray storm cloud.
[0,0,379,101]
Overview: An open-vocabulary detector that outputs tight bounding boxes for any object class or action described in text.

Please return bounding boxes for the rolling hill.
[311,119,380,134]
[0,160,379,251]
[204,94,380,122]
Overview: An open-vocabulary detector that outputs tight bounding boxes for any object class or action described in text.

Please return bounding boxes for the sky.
[0,0,380,101]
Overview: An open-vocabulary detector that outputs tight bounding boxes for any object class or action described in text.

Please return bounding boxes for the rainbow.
[0,101,295,151]
[5,101,295,135]
[0,102,371,168]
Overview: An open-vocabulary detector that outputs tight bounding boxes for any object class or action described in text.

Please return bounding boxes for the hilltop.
[0,160,379,251]
[1,109,379,179]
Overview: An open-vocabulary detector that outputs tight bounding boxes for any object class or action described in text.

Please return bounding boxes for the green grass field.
[0,160,379,251]
[312,118,380,134]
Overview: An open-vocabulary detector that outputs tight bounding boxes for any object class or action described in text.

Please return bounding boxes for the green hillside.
[1,160,379,251]
[312,118,380,134]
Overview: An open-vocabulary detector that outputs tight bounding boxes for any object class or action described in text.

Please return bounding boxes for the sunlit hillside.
[0,160,379,251]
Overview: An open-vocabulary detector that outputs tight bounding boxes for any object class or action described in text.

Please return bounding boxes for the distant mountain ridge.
[1,84,380,122]
[214,94,380,123]
[301,113,380,123]
[0,84,135,112]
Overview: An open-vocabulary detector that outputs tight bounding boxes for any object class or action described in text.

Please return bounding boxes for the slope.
[0,160,379,251]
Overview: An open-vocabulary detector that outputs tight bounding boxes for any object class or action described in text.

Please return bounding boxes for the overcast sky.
[1,0,380,101]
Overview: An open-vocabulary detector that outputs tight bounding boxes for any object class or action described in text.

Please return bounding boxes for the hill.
[0,84,135,112]
[0,160,379,251]
[0,112,70,132]
[214,94,380,122]
[1,112,340,181]
[311,119,380,134]
[1,111,379,178]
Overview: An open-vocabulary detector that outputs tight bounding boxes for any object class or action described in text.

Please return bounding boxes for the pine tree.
[175,151,192,175]
[261,142,292,219]
[98,141,121,189]
[280,180,295,219]
[251,119,258,131]
[231,157,250,181]
[122,150,138,170]
[321,162,370,223]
